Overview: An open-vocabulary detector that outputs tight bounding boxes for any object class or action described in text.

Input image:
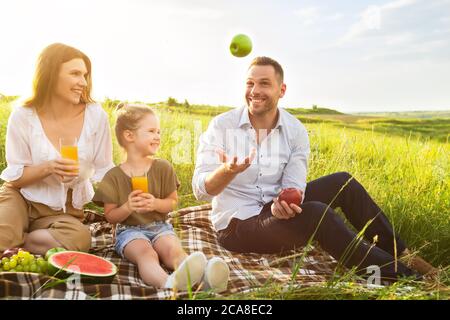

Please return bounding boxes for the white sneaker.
[164,252,207,290]
[202,257,230,293]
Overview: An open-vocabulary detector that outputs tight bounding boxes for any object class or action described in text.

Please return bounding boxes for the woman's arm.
[8,162,52,189]
[2,108,78,188]
[8,159,79,189]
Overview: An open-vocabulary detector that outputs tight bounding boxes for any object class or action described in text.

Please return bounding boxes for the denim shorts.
[115,221,176,258]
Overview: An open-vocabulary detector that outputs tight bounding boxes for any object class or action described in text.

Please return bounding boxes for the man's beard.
[247,98,277,116]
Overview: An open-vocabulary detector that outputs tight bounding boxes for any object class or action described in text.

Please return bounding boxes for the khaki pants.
[0,184,91,252]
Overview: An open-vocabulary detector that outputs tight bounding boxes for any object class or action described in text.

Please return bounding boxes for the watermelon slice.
[47,251,118,283]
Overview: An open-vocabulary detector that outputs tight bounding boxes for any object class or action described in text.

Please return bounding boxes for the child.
[93,103,229,291]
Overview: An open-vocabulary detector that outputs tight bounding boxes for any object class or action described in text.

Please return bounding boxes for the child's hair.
[114,102,156,148]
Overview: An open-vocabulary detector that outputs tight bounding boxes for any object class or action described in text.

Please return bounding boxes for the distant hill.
[354,110,450,119]
[284,106,343,115]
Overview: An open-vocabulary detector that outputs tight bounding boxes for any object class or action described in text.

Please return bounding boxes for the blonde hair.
[114,103,156,148]
[24,43,94,110]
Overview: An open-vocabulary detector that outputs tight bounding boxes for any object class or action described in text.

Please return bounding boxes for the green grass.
[332,118,450,143]
[0,96,449,299]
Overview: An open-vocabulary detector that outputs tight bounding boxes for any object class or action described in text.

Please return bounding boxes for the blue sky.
[0,0,449,112]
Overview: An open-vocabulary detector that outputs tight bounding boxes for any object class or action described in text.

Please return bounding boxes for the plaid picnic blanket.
[0,204,340,300]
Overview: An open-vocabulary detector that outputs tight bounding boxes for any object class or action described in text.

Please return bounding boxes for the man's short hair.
[248,56,284,83]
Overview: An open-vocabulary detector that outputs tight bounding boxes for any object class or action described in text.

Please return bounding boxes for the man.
[192,56,435,283]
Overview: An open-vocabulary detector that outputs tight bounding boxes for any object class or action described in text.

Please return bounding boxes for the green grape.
[2,262,10,271]
[29,255,36,262]
[20,257,30,266]
[9,259,17,268]
[37,259,47,268]
[30,264,38,272]
[16,265,23,272]
[11,254,19,261]
[10,268,16,272]
[36,266,42,274]
[1,257,9,265]
[17,251,27,259]
[22,265,30,272]
[36,258,47,267]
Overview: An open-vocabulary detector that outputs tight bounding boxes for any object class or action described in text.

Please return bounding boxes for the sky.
[0,0,449,113]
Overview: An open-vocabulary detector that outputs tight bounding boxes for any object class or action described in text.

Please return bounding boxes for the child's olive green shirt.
[93,159,180,225]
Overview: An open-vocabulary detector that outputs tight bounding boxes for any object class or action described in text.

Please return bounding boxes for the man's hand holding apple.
[271,188,303,220]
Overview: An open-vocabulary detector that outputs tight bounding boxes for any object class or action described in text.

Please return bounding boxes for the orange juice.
[60,145,78,162]
[131,176,149,193]
[61,145,79,173]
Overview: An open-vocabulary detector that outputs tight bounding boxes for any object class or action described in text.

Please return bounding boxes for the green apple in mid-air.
[230,34,252,57]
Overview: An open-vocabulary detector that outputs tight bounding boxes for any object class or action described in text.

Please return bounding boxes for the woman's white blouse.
[0,103,115,212]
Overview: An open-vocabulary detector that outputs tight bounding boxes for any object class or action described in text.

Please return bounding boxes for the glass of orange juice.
[131,171,149,193]
[59,137,79,173]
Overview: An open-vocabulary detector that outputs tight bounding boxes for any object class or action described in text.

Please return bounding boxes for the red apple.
[278,188,302,206]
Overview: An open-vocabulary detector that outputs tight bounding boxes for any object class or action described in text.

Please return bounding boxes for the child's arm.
[104,190,145,224]
[139,190,178,214]
[156,190,178,213]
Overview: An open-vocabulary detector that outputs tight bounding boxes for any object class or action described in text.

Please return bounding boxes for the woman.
[0,43,114,255]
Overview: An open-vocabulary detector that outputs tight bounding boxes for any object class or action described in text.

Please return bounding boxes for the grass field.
[0,97,449,299]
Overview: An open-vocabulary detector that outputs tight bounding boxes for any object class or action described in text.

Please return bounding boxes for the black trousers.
[217,172,419,282]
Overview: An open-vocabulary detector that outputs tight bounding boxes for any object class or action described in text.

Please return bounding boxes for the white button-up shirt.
[0,103,114,212]
[192,106,310,231]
